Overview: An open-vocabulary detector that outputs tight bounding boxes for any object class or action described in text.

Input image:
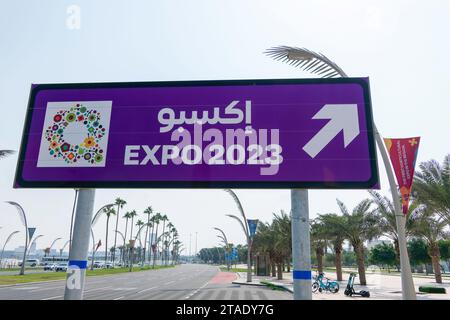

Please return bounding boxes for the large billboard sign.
[15,78,378,189]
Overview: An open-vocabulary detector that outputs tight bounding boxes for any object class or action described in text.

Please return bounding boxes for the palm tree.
[310,218,327,274]
[112,198,127,266]
[148,215,157,264]
[325,199,380,285]
[411,207,448,283]
[0,150,14,159]
[128,210,138,241]
[317,214,346,281]
[104,206,116,264]
[253,222,276,277]
[122,211,132,264]
[134,220,145,265]
[271,211,291,279]
[369,190,421,269]
[413,154,450,225]
[143,206,153,265]
[160,215,168,261]
[152,213,162,268]
[165,222,174,264]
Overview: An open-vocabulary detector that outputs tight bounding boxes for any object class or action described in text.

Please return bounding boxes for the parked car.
[105,263,113,269]
[44,264,57,271]
[55,264,68,272]
[93,261,104,268]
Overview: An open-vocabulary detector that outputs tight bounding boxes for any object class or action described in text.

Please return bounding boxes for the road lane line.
[136,286,158,294]
[114,296,124,300]
[41,295,62,300]
[184,281,210,300]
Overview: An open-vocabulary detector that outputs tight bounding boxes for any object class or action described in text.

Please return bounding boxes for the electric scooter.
[344,273,370,297]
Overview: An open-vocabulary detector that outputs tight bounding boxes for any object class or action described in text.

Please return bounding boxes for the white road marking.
[164,281,175,285]
[114,296,124,300]
[184,281,210,300]
[13,286,40,290]
[84,286,112,293]
[41,295,62,300]
[136,286,158,294]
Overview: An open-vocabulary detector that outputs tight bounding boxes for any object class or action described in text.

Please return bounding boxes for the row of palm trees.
[93,198,182,268]
[254,154,450,285]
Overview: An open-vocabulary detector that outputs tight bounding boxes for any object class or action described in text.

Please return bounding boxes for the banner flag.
[247,219,259,238]
[384,137,421,214]
[27,227,36,240]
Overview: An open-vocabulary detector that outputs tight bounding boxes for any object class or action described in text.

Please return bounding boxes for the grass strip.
[0,265,175,285]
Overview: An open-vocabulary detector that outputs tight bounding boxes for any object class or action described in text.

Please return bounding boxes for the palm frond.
[264,46,347,78]
[0,150,15,159]
[336,199,349,215]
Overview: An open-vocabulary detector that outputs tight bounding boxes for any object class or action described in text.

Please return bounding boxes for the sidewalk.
[232,270,450,300]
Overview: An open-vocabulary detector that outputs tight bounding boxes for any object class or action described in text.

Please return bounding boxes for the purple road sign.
[15,78,379,189]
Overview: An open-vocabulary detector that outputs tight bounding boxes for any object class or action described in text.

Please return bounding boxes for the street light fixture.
[60,240,71,258]
[224,189,253,283]
[213,227,231,271]
[5,201,29,275]
[47,237,62,255]
[115,230,126,265]
[265,45,417,300]
[90,203,114,267]
[26,234,43,262]
[0,231,20,268]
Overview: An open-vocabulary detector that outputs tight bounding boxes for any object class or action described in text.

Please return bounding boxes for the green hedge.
[418,286,446,294]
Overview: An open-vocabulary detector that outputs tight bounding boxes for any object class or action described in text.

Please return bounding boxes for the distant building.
[13,245,26,255]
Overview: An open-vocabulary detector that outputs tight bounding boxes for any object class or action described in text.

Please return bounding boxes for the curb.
[0,265,179,288]
[265,281,294,293]
[232,280,266,287]
[0,278,65,288]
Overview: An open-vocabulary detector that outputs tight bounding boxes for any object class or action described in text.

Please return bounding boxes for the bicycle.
[311,272,339,293]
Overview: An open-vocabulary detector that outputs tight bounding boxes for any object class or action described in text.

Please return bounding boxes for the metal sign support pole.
[64,189,95,300]
[374,125,416,300]
[291,189,312,300]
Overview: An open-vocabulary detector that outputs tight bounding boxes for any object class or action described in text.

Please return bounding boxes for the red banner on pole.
[384,137,420,214]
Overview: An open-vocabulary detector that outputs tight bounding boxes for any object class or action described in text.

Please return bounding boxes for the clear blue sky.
[1,0,449,252]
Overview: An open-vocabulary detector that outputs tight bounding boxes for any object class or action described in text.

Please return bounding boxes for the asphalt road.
[0,264,292,300]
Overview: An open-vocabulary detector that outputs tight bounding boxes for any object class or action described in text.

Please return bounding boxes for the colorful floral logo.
[44,104,106,165]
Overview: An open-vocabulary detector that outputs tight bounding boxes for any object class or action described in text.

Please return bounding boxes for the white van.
[18,259,40,267]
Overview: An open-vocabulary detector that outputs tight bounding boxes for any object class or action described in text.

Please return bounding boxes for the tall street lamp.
[5,201,30,275]
[265,46,417,300]
[224,189,254,283]
[115,230,126,265]
[46,237,62,260]
[60,240,71,258]
[0,231,20,268]
[27,235,44,261]
[214,227,231,270]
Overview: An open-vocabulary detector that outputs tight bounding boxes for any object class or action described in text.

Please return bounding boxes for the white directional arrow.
[303,104,360,158]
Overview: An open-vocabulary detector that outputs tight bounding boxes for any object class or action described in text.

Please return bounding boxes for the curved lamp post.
[5,201,29,275]
[265,46,416,300]
[115,230,126,265]
[0,231,20,268]
[47,237,62,257]
[224,189,253,282]
[213,227,231,270]
[27,235,43,262]
[60,240,71,258]
[90,203,114,268]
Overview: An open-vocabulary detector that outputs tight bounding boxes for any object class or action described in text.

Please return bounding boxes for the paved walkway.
[233,270,450,300]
